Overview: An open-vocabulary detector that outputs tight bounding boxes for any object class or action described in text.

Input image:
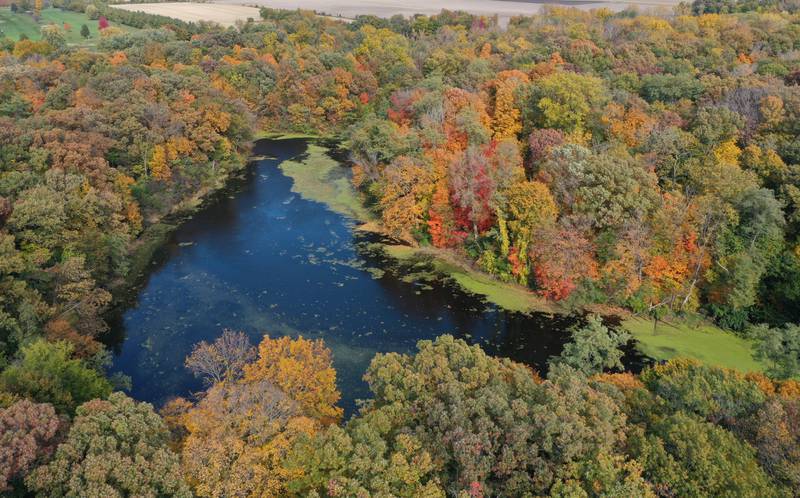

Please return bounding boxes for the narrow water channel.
[107,138,589,415]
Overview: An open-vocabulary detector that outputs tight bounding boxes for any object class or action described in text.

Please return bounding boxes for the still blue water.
[108,138,581,415]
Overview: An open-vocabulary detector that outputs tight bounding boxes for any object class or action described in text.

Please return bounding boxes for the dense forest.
[2,0,800,496]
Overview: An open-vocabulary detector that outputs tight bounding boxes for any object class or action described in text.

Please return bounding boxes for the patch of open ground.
[110,0,682,27]
[622,317,767,373]
[0,7,135,43]
[214,0,682,25]
[111,2,261,26]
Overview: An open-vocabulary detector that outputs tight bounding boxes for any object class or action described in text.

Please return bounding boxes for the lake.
[107,138,606,415]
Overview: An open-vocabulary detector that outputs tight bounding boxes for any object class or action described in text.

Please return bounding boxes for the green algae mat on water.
[278,143,372,222]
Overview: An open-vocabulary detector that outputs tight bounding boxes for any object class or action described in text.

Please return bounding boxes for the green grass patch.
[622,317,767,373]
[0,7,135,44]
[433,258,556,314]
[278,142,372,221]
[255,131,320,140]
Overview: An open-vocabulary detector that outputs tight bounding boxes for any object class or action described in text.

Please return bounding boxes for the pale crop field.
[216,0,682,25]
[111,3,261,26]
[113,0,682,28]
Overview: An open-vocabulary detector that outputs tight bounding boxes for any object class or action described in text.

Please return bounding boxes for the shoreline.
[274,136,769,374]
[107,151,255,310]
[107,134,768,375]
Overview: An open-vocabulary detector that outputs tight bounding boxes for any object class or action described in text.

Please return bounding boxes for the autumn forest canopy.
[2,0,800,496]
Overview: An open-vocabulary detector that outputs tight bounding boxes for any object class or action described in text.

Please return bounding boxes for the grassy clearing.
[278,143,372,221]
[438,260,556,314]
[0,7,134,44]
[254,131,320,140]
[382,244,417,260]
[622,317,766,373]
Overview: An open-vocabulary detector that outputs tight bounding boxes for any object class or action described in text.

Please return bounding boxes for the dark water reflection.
[107,138,639,416]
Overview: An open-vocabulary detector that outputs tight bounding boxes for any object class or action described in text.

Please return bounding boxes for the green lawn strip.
[278,142,372,222]
[438,260,556,313]
[622,317,767,373]
[384,244,556,314]
[0,7,39,40]
[382,244,417,260]
[254,131,320,140]
[0,7,135,44]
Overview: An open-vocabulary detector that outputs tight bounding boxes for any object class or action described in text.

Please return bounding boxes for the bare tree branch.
[185,329,256,385]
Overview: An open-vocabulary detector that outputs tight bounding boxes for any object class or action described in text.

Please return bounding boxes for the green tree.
[629,411,778,497]
[40,26,65,51]
[0,233,51,364]
[6,185,66,255]
[354,25,417,89]
[290,336,652,497]
[288,407,445,498]
[550,315,630,375]
[574,147,659,230]
[0,340,112,415]
[80,24,90,39]
[639,358,766,424]
[26,392,191,498]
[640,73,704,103]
[526,71,608,133]
[753,323,800,380]
[84,4,98,19]
[704,188,785,328]
[539,145,659,230]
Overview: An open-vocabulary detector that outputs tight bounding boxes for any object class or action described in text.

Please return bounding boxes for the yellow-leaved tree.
[150,144,171,181]
[175,333,342,498]
[491,70,529,139]
[243,335,343,425]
